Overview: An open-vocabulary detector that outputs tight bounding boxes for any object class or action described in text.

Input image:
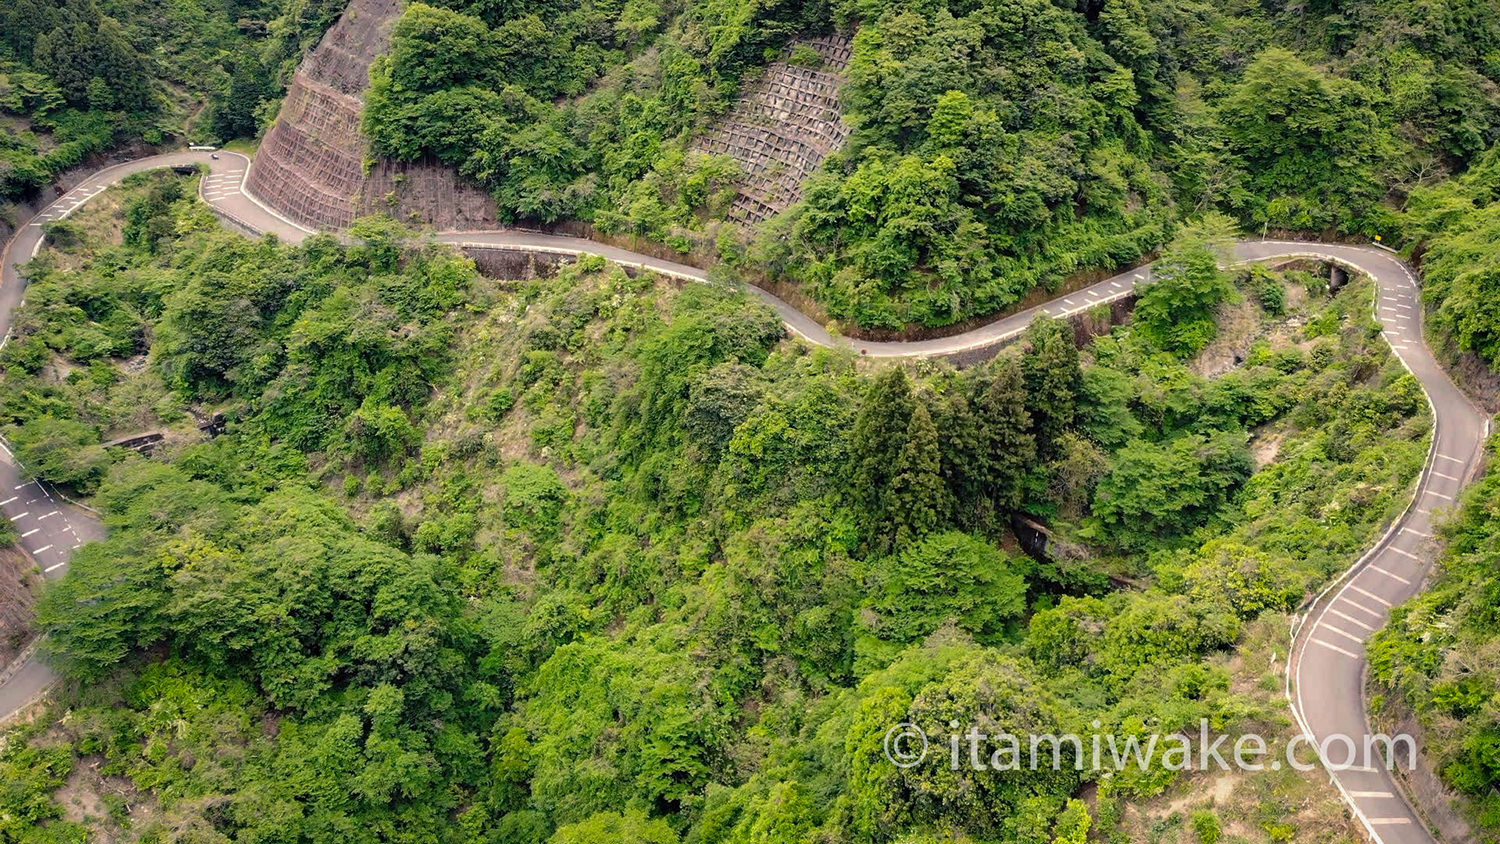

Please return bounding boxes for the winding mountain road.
[0,151,1490,843]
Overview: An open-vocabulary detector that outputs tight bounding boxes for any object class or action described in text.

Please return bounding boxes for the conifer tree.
[852,366,915,509]
[937,389,985,524]
[887,401,944,548]
[975,358,1036,513]
[1021,317,1081,459]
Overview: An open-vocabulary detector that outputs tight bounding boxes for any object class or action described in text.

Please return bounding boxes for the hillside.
[0,170,1438,843]
[0,0,341,205]
[343,0,1500,329]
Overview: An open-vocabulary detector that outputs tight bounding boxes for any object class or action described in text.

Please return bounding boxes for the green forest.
[6,0,1500,838]
[359,0,1500,327]
[0,0,340,203]
[0,170,1438,843]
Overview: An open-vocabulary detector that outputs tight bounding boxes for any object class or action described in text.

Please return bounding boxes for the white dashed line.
[1348,584,1392,606]
[1329,608,1375,631]
[1320,623,1365,644]
[1312,638,1360,658]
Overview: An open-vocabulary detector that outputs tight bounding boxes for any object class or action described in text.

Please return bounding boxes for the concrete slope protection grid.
[0,153,1491,844]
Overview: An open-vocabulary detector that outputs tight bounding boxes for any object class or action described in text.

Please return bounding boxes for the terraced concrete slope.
[247,0,500,231]
[252,0,853,232]
[695,35,853,225]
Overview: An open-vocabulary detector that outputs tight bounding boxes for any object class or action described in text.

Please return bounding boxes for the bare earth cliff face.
[0,546,38,673]
[247,0,500,232]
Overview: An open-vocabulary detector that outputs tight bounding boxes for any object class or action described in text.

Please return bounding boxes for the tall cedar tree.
[937,390,985,526]
[1021,318,1081,460]
[887,401,945,549]
[852,366,915,510]
[975,358,1036,514]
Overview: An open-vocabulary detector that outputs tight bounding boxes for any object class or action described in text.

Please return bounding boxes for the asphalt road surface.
[0,153,1490,844]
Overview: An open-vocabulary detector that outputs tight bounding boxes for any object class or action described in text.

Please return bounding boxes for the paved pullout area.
[0,153,1491,844]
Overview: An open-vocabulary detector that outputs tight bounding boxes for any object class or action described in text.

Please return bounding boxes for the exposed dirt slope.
[0,545,38,673]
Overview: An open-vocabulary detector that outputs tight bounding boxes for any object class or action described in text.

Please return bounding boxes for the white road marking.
[1388,546,1421,562]
[9,512,27,520]
[34,545,51,553]
[1329,608,1376,630]
[43,562,66,572]
[1436,454,1465,465]
[1427,490,1453,501]
[1367,818,1412,825]
[36,511,58,520]
[13,483,29,490]
[0,497,16,506]
[1404,528,1431,538]
[1312,638,1360,658]
[1351,791,1394,798]
[1349,584,1392,606]
[20,528,38,537]
[1320,623,1365,644]
[1432,471,1460,482]
[1368,564,1412,585]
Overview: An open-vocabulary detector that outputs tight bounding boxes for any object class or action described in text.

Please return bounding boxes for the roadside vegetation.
[0,173,1433,843]
[1368,439,1500,839]
[1403,146,1500,373]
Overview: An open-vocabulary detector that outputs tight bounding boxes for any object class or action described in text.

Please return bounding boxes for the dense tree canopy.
[0,172,1439,842]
